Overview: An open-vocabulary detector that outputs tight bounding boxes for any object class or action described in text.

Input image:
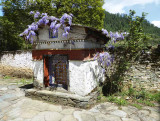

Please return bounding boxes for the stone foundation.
[25,88,98,109]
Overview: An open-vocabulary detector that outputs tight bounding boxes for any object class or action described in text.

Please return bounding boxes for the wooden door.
[55,61,68,85]
[48,55,68,87]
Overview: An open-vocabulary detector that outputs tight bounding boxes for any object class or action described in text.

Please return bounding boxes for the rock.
[95,113,121,121]
[61,108,75,115]
[143,106,160,113]
[139,116,157,121]
[138,110,150,116]
[80,113,96,121]
[20,109,39,119]
[149,111,160,120]
[121,106,138,115]
[47,104,62,112]
[96,102,118,114]
[73,111,96,121]
[0,101,10,109]
[8,118,24,121]
[31,111,63,121]
[61,115,77,121]
[109,110,127,118]
[122,118,137,121]
[0,87,8,91]
[7,108,21,120]
[88,107,100,113]
[8,85,18,90]
[129,113,141,121]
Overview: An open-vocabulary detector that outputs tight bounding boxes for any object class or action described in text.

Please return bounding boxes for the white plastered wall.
[0,51,32,69]
[37,26,86,42]
[33,60,44,87]
[32,59,105,96]
[69,60,105,96]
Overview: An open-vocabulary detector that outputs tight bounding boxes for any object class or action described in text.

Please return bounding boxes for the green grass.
[3,75,11,79]
[99,87,160,109]
[107,96,128,106]
[17,78,33,85]
[137,99,155,107]
[131,103,142,110]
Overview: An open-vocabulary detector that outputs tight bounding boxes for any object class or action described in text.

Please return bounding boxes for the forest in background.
[104,11,160,37]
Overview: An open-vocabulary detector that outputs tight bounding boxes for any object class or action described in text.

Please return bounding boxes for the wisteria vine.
[94,29,127,73]
[20,11,73,43]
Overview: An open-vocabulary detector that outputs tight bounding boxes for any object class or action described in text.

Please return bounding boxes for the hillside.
[104,11,160,36]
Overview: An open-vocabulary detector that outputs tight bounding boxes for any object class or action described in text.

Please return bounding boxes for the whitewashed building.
[29,24,109,96]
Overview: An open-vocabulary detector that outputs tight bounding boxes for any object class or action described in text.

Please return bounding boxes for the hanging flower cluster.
[94,29,127,73]
[20,11,73,43]
[94,52,114,73]
[102,29,126,49]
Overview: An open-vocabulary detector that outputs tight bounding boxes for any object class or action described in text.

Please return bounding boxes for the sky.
[0,0,2,16]
[103,0,160,28]
[0,0,160,28]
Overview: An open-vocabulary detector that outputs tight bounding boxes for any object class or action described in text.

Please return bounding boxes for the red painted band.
[32,49,103,60]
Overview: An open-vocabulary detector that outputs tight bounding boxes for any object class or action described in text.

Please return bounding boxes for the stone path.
[0,81,160,121]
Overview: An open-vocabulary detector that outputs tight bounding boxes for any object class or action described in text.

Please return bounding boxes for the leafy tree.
[27,0,105,29]
[1,0,33,51]
[127,10,150,54]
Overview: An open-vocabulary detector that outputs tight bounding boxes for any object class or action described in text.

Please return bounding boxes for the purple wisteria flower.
[114,32,119,39]
[23,29,29,35]
[64,26,70,32]
[53,29,58,35]
[41,13,47,16]
[110,31,113,38]
[29,11,34,15]
[102,29,108,36]
[50,16,57,21]
[26,33,31,40]
[34,11,40,18]
[45,19,49,25]
[107,45,115,50]
[94,52,112,71]
[37,19,42,24]
[120,33,124,40]
[55,24,61,30]
[60,13,72,25]
[21,11,73,43]
[50,21,57,29]
[62,31,69,38]
[30,31,36,36]
[94,52,99,60]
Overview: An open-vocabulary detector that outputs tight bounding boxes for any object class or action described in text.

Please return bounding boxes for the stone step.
[25,88,98,109]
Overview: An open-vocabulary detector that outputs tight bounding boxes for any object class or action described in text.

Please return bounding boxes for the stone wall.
[105,46,160,92]
[0,50,33,78]
[123,47,160,91]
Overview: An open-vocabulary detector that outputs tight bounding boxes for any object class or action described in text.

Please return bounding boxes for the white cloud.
[151,21,160,28]
[103,0,160,13]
